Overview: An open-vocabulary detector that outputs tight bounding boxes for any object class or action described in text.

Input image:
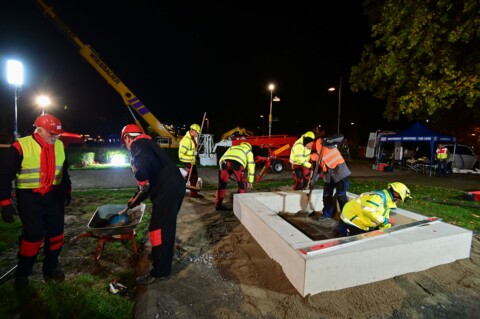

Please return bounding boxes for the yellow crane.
[36,0,179,147]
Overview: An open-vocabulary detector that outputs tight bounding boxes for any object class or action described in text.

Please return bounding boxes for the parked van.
[444,144,479,171]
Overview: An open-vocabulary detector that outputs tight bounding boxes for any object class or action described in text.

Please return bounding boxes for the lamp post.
[268,84,274,137]
[328,76,342,133]
[6,60,24,140]
[36,95,51,115]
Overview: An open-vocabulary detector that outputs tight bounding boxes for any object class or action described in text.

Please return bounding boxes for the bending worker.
[178,123,202,198]
[338,182,412,236]
[310,134,351,219]
[289,131,315,190]
[121,124,186,285]
[215,142,255,211]
[0,114,71,289]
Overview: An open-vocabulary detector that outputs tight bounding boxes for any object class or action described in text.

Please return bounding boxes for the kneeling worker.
[338,182,412,236]
[215,142,255,211]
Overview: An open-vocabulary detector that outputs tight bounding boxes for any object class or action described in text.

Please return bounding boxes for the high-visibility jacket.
[220,144,255,183]
[178,133,196,163]
[16,136,65,189]
[340,189,397,231]
[436,147,448,160]
[289,137,312,169]
[311,140,345,173]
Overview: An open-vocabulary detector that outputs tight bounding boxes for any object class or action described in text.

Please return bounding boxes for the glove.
[247,183,254,190]
[194,151,198,156]
[1,205,16,223]
[127,196,140,209]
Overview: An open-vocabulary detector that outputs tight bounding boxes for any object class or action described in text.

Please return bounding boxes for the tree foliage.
[350,0,480,122]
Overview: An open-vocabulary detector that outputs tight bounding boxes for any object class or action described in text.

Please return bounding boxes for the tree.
[350,0,480,123]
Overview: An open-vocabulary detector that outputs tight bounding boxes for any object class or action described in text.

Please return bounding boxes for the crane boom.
[36,0,178,147]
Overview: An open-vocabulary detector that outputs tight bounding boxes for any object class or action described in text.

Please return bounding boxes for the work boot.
[136,274,169,285]
[43,268,65,283]
[215,205,230,211]
[14,275,29,290]
[190,193,204,199]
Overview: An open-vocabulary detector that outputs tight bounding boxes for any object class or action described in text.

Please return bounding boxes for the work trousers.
[148,182,185,278]
[437,159,448,177]
[215,160,246,209]
[292,164,310,190]
[337,220,367,237]
[15,188,65,277]
[183,162,199,196]
[322,177,349,218]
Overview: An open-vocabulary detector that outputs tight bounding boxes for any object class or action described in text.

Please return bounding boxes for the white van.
[443,144,479,171]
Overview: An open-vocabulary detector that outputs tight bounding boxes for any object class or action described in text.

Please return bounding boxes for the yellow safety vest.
[178,133,196,163]
[436,147,448,160]
[16,136,65,189]
[289,137,312,168]
[340,190,397,231]
[219,144,256,183]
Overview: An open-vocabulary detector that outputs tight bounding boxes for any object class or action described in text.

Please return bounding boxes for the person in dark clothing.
[121,124,186,285]
[310,134,351,219]
[0,114,71,289]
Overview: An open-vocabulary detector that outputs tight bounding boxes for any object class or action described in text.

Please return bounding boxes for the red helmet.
[121,124,143,140]
[33,114,64,134]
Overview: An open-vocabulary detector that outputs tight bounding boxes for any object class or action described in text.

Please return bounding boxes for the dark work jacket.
[129,137,186,201]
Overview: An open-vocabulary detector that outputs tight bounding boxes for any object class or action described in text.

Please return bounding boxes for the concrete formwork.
[233,190,472,297]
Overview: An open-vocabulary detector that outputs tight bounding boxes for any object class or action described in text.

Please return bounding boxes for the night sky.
[0,0,385,141]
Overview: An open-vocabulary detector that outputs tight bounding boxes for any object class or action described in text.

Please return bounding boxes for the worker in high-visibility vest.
[178,124,202,197]
[435,144,449,177]
[215,142,255,211]
[338,182,412,236]
[310,134,351,219]
[0,114,71,289]
[289,131,315,190]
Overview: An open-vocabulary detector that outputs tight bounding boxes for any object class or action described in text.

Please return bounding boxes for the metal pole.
[337,76,342,134]
[268,90,273,137]
[14,86,19,140]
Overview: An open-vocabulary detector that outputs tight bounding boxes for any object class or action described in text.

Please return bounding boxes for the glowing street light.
[328,76,342,133]
[36,95,51,115]
[268,84,274,137]
[6,59,24,140]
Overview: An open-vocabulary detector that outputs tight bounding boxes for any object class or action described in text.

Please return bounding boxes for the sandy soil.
[133,185,480,319]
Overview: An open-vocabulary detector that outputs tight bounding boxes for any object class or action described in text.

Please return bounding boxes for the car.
[443,144,479,171]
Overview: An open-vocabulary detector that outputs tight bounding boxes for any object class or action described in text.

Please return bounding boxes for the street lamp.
[6,60,24,140]
[328,76,342,133]
[36,95,51,115]
[268,84,275,137]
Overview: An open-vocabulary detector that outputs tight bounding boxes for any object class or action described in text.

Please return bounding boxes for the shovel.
[107,189,145,225]
[299,143,324,215]
[186,112,207,191]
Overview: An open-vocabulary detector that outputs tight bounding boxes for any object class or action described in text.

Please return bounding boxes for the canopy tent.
[377,121,456,175]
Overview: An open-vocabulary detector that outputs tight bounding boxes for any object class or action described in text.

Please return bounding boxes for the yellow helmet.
[241,142,252,150]
[190,123,201,133]
[388,182,412,203]
[303,131,315,140]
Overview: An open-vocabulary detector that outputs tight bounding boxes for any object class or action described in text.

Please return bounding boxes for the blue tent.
[378,121,456,175]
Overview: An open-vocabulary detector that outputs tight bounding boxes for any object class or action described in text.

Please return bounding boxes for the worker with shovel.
[215,142,255,211]
[121,124,186,285]
[178,123,202,198]
[289,131,315,190]
[310,134,351,219]
[338,182,412,236]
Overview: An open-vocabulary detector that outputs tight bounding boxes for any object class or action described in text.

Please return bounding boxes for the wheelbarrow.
[71,204,146,261]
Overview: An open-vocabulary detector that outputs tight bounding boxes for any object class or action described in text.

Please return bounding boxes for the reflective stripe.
[149,229,162,247]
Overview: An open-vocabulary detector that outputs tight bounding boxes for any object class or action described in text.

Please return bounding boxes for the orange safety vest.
[311,140,345,172]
